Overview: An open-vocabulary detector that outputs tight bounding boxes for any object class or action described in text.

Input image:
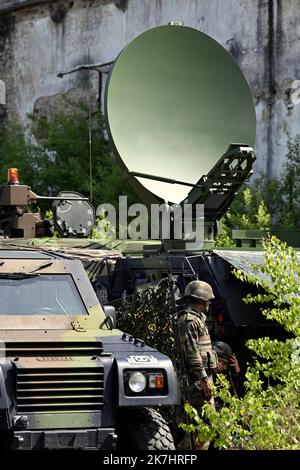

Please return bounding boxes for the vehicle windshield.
[0,274,87,315]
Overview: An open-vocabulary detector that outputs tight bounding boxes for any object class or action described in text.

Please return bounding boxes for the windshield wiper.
[0,261,54,279]
[29,261,54,273]
[0,272,40,280]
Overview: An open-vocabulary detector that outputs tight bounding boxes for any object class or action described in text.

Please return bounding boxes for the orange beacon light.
[7,168,20,185]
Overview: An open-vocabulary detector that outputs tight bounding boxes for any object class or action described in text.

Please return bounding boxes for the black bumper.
[11,428,116,450]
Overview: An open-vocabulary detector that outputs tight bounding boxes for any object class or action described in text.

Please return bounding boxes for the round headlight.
[128,372,147,393]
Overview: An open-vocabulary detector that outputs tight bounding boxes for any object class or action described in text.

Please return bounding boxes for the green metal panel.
[105,25,256,204]
[232,229,300,248]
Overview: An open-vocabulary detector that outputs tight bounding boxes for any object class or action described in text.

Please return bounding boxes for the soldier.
[212,341,243,408]
[213,341,240,375]
[177,280,217,450]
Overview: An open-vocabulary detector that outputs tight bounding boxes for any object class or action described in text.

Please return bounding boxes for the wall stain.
[266,0,277,177]
[113,0,128,12]
[0,13,15,36]
[226,37,243,62]
[50,1,71,23]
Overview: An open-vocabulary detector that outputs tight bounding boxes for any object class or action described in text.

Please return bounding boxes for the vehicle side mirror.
[102,305,117,329]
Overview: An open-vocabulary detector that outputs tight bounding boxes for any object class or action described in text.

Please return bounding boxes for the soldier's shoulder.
[178,308,202,323]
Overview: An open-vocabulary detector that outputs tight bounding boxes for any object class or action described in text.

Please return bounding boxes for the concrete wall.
[0,0,299,179]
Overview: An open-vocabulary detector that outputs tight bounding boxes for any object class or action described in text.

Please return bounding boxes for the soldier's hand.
[230,353,240,373]
[201,377,212,398]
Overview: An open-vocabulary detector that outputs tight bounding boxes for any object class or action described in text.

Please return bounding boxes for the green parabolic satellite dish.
[105,25,256,204]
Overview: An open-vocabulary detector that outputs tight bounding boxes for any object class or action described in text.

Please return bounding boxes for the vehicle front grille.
[2,341,103,357]
[15,364,104,413]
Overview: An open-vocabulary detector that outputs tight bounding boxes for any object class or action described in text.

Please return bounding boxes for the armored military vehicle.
[0,174,179,450]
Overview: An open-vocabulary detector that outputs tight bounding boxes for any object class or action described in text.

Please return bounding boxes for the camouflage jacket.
[177,306,216,380]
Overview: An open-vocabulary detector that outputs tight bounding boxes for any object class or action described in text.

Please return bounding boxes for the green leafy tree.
[30,102,136,210]
[278,133,300,227]
[0,104,137,220]
[181,237,300,449]
[253,175,282,226]
[0,123,42,189]
[224,187,271,231]
[215,187,272,247]
[219,133,300,235]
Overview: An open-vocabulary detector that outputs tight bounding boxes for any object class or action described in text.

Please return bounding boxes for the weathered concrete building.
[0,0,299,179]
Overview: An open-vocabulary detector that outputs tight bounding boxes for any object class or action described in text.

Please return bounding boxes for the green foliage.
[223,187,271,231]
[253,175,283,226]
[256,201,271,230]
[91,214,116,240]
[182,237,300,449]
[115,278,178,428]
[0,123,43,189]
[215,232,236,248]
[215,185,272,247]
[215,222,236,248]
[234,238,300,336]
[0,103,137,218]
[30,102,136,210]
[115,279,176,364]
[278,133,300,227]
[221,133,300,235]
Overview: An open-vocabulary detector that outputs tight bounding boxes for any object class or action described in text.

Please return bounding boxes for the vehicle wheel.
[116,407,175,450]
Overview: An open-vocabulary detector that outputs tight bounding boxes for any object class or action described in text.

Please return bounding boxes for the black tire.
[116,407,176,450]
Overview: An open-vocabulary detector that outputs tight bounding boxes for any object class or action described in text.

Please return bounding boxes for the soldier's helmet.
[213,341,233,363]
[184,280,215,302]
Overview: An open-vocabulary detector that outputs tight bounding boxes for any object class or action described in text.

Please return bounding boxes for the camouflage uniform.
[177,305,217,450]
[178,306,216,384]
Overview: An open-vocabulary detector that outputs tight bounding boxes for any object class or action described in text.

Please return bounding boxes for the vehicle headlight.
[128,372,147,393]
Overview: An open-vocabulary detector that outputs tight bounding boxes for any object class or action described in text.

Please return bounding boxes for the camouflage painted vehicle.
[0,248,179,450]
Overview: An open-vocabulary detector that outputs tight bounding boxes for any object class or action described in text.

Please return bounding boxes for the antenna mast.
[88,48,93,203]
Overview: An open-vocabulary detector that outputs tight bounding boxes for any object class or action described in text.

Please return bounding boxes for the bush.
[181,237,300,450]
[115,278,176,364]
